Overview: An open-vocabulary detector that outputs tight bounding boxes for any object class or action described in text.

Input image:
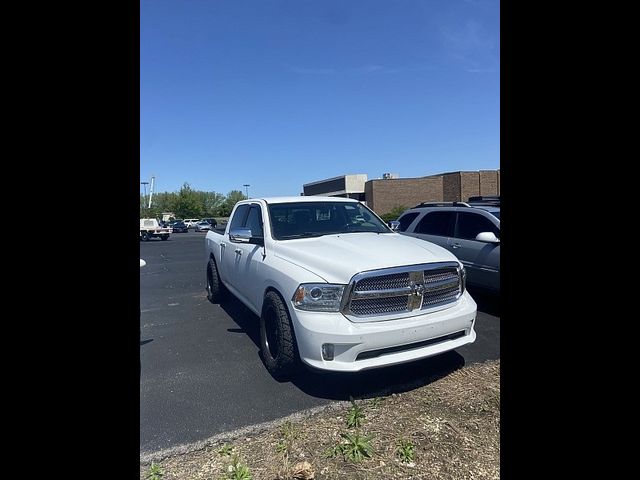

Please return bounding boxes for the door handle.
[234,248,242,255]
[220,242,226,247]
[451,243,461,249]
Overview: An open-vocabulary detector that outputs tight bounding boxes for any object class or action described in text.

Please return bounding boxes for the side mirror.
[140,259,146,268]
[229,228,264,246]
[389,220,400,232]
[475,231,500,243]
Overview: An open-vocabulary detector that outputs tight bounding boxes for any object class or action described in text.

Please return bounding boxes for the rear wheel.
[260,291,300,379]
[206,257,226,303]
[141,232,149,242]
[161,235,169,241]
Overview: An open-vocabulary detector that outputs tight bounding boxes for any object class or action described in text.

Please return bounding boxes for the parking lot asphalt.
[140,232,500,455]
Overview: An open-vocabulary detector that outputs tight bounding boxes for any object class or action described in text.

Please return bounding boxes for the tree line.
[140,183,246,219]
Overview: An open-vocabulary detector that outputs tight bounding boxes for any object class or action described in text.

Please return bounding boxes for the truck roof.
[244,196,360,204]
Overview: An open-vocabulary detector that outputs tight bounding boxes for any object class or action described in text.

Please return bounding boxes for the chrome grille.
[350,296,409,315]
[354,272,410,292]
[423,270,459,284]
[421,288,460,307]
[344,263,462,320]
[421,268,460,309]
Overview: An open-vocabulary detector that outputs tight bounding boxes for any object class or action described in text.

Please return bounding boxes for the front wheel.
[141,232,149,242]
[161,235,169,241]
[260,291,300,379]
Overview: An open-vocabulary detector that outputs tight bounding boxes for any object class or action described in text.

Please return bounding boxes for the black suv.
[171,221,188,233]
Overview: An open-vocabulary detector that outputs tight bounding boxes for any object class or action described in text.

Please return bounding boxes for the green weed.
[276,440,288,454]
[346,400,365,428]
[225,455,252,480]
[218,443,234,456]
[280,420,299,439]
[329,432,374,463]
[275,420,300,456]
[396,438,416,464]
[145,462,163,480]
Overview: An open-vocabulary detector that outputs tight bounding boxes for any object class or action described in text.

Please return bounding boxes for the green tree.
[198,191,225,217]
[174,183,202,218]
[140,185,245,219]
[153,192,177,214]
[140,194,147,217]
[220,190,246,216]
[140,191,180,219]
[379,205,407,223]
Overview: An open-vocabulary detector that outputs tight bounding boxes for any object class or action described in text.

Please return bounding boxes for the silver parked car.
[195,221,212,232]
[396,202,500,293]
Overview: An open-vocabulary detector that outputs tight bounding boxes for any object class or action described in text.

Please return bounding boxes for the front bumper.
[290,291,477,372]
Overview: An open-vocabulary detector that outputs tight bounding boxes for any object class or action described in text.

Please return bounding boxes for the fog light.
[321,343,335,361]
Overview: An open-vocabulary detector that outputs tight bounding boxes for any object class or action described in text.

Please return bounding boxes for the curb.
[140,401,349,464]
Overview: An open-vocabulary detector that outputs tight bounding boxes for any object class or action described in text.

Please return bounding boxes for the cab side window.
[230,205,250,230]
[245,205,264,237]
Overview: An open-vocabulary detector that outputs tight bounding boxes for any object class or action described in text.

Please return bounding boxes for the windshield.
[268,201,391,240]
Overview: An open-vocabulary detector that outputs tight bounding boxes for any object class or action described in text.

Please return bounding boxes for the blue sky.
[141,0,499,197]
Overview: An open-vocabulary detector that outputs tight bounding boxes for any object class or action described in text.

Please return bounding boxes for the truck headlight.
[459,265,467,293]
[292,284,345,312]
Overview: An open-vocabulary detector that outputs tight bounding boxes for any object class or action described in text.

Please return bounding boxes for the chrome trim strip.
[351,287,413,300]
[422,278,460,292]
[350,262,460,283]
[459,260,499,273]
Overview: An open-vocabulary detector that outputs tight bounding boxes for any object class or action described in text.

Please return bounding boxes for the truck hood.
[273,232,459,284]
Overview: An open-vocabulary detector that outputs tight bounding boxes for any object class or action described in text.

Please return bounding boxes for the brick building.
[302,170,500,215]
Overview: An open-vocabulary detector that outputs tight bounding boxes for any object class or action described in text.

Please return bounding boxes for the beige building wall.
[365,177,443,215]
[442,173,462,202]
[460,172,481,201]
[440,170,500,202]
[479,170,499,196]
[344,174,368,193]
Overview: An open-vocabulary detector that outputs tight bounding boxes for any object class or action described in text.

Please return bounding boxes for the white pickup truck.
[205,197,477,378]
[140,218,171,241]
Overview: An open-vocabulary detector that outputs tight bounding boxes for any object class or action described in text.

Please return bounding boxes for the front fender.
[257,255,326,315]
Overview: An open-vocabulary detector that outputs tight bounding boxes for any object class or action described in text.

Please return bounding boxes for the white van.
[184,218,200,228]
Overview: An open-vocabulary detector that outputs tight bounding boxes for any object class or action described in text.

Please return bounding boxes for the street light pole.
[141,182,149,213]
[148,176,155,209]
[243,184,250,199]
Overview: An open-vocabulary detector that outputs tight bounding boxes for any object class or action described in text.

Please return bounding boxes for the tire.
[206,257,226,303]
[260,291,300,379]
[161,235,169,241]
[141,232,149,242]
